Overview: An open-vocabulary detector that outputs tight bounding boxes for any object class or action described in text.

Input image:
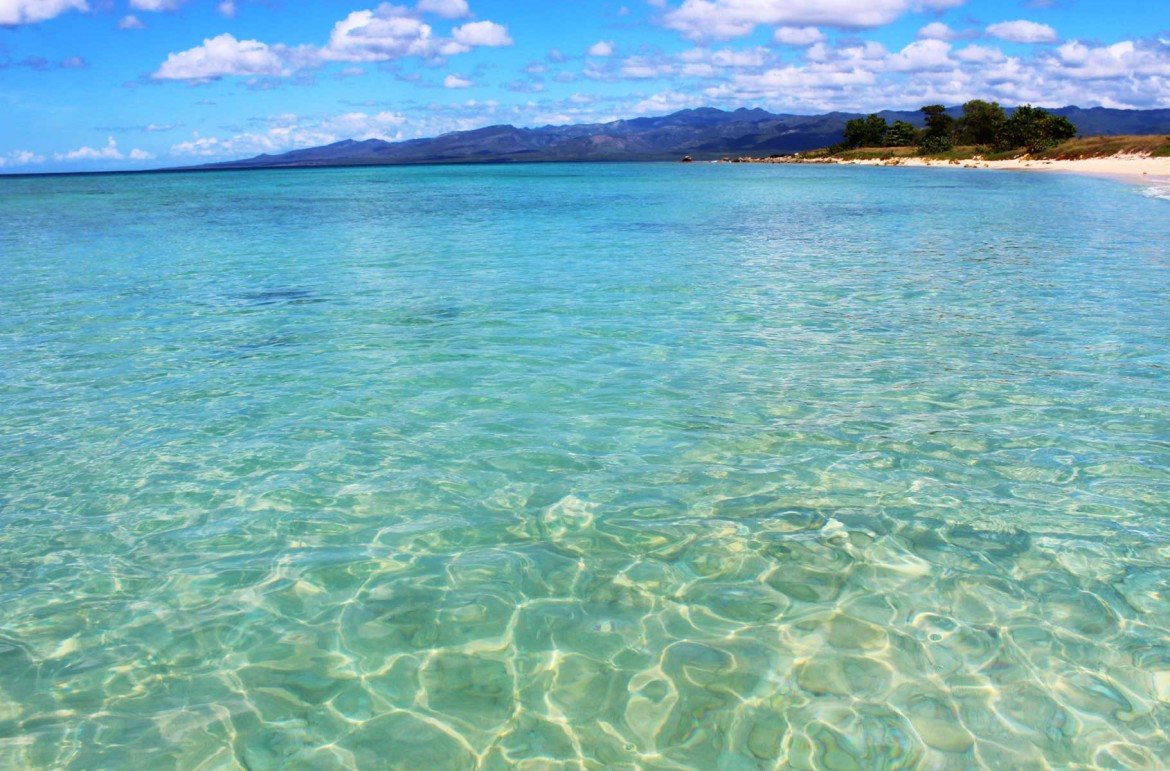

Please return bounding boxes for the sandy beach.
[832,153,1170,181]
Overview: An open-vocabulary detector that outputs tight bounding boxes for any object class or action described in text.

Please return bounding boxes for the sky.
[2,0,1169,172]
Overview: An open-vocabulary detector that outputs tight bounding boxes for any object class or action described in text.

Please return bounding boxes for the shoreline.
[718,153,1170,184]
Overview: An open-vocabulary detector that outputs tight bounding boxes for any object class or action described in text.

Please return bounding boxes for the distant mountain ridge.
[189,106,1170,170]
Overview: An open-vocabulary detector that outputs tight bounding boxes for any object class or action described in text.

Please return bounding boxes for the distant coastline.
[712,150,1170,181]
[712,131,1170,182]
[4,105,1170,178]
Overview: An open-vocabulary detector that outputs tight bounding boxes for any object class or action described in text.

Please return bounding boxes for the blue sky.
[2,0,1168,172]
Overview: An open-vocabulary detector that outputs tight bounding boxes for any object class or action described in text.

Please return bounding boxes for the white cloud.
[170,137,221,156]
[153,34,286,80]
[672,26,1170,113]
[721,64,878,93]
[917,22,954,40]
[954,44,1004,63]
[129,0,185,10]
[321,9,437,62]
[0,0,87,24]
[773,26,826,46]
[217,0,235,18]
[439,73,472,88]
[661,0,966,41]
[679,45,768,67]
[171,111,409,158]
[451,20,513,47]
[57,136,123,161]
[0,149,47,167]
[886,39,952,71]
[631,89,703,114]
[151,6,514,80]
[986,20,1058,44]
[1052,40,1170,80]
[319,10,509,63]
[52,137,151,163]
[417,0,469,18]
[117,14,144,29]
[618,55,672,79]
[588,40,616,57]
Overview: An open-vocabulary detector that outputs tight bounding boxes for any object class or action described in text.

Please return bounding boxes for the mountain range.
[189,106,1170,170]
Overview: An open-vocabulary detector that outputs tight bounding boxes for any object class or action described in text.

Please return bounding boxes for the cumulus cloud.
[153,34,287,80]
[171,111,408,158]
[588,40,616,57]
[118,14,145,29]
[886,38,952,71]
[0,0,87,24]
[170,137,221,155]
[619,55,675,79]
[55,137,123,160]
[417,0,469,18]
[1053,40,1170,80]
[129,0,185,10]
[773,26,826,46]
[0,149,47,167]
[152,5,514,79]
[504,17,1170,113]
[917,22,954,40]
[661,0,966,41]
[705,29,1170,111]
[986,20,1058,44]
[133,0,1170,124]
[954,44,1005,63]
[631,89,703,114]
[320,9,438,62]
[679,45,768,68]
[51,137,152,163]
[451,20,513,47]
[217,0,235,17]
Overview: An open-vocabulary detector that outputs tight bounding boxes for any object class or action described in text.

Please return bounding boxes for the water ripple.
[1,164,1169,768]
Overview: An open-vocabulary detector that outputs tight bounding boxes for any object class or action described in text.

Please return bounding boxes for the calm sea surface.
[2,164,1169,769]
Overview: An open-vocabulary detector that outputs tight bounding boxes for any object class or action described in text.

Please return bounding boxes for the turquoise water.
[2,163,1169,769]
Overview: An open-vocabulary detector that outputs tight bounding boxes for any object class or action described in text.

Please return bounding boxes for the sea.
[2,163,1169,769]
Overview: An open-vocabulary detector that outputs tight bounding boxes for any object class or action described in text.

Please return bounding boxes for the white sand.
[840,153,1170,181]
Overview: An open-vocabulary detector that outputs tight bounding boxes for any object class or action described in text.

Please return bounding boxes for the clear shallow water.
[1,163,1169,769]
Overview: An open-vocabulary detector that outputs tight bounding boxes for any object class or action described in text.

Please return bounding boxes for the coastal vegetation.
[808,133,1170,163]
[839,101,1080,156]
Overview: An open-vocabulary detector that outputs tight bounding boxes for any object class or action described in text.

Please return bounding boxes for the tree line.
[840,101,1077,154]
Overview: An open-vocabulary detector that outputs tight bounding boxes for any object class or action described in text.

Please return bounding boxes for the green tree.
[958,100,1006,146]
[1001,105,1078,152]
[919,105,955,153]
[842,114,889,148]
[1044,115,1077,143]
[885,120,917,146]
[842,118,867,148]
